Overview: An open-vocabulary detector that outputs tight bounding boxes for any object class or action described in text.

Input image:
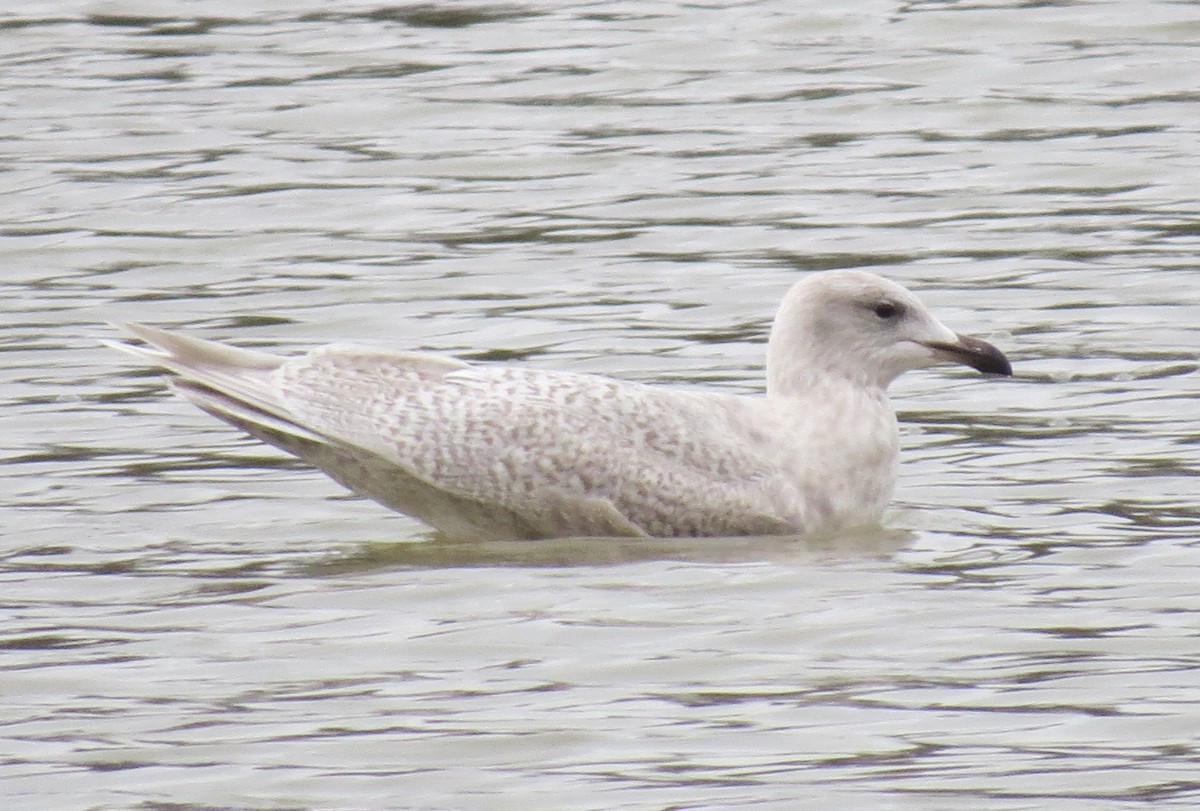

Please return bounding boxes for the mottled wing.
[111,326,799,538]
[270,347,796,537]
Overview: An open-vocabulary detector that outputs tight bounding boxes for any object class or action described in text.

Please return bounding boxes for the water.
[2,1,1198,808]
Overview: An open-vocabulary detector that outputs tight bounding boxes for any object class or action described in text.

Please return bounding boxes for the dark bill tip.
[927,334,1012,376]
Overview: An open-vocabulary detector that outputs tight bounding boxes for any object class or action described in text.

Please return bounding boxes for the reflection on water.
[3,1,1199,809]
[305,527,917,573]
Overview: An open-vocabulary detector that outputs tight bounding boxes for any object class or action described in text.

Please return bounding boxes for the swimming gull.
[108,270,1011,540]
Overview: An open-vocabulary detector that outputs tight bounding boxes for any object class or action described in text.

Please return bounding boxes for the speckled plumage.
[108,271,1010,540]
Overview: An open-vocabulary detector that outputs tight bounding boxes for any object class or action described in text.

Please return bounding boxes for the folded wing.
[110,324,796,539]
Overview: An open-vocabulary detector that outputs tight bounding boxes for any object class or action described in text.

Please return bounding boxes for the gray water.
[2,1,1199,809]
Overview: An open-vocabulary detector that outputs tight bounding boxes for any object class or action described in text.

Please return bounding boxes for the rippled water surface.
[3,1,1198,809]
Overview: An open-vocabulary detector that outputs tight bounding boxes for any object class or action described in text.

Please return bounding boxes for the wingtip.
[101,323,285,371]
[107,322,175,344]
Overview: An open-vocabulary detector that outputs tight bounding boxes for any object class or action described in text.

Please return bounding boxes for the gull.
[108,271,1011,540]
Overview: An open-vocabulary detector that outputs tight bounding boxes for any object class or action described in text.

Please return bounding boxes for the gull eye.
[873,301,901,320]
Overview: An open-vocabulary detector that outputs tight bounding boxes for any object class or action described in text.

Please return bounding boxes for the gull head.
[766,270,1011,396]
